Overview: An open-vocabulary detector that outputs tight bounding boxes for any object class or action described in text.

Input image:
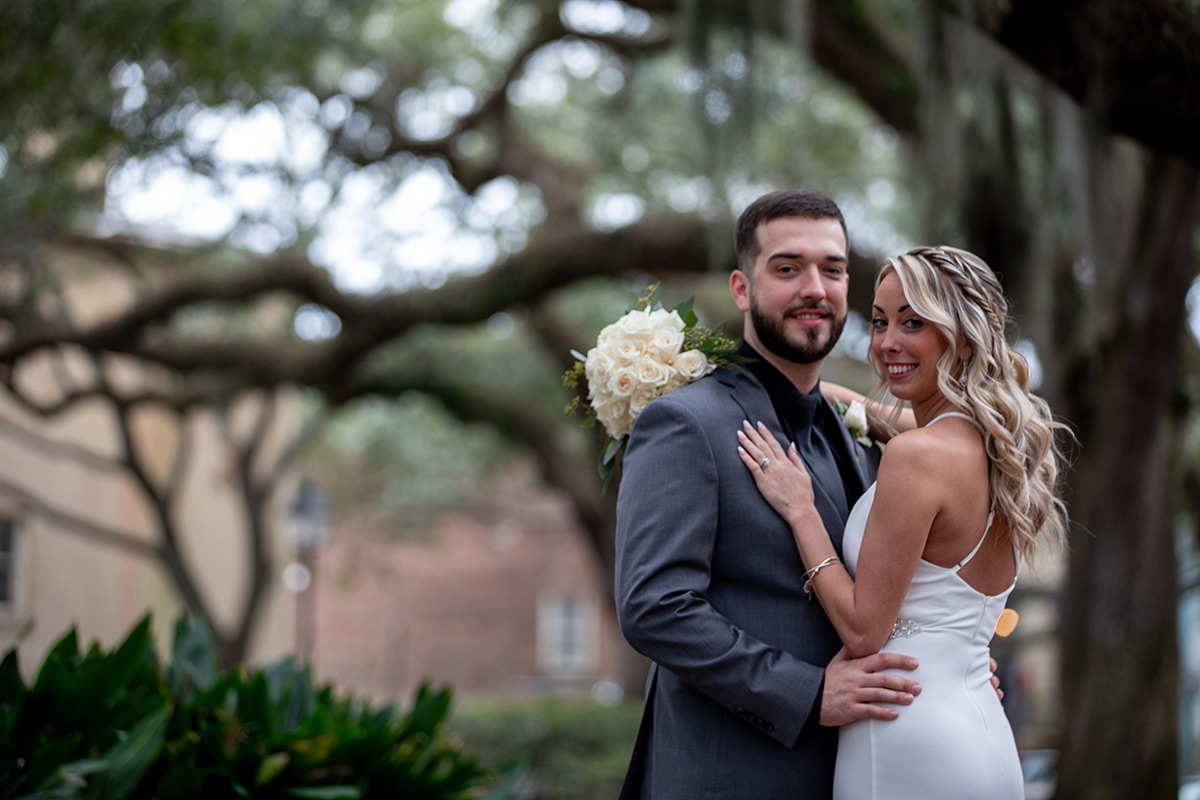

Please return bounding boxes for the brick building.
[306,466,635,702]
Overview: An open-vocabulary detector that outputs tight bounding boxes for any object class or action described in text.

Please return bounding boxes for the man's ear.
[730,269,751,312]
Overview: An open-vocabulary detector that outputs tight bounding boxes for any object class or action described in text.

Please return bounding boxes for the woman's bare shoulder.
[878,422,982,486]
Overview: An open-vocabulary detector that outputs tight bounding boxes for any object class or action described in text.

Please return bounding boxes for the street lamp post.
[286,479,330,663]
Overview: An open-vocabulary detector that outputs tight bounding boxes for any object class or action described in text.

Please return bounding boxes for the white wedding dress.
[834,412,1024,800]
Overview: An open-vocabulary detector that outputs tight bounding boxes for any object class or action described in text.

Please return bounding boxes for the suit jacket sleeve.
[614,390,828,749]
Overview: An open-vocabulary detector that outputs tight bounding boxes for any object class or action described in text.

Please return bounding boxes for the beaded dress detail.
[832,412,1023,800]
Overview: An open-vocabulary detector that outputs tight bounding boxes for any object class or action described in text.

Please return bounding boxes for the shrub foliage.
[0,616,517,799]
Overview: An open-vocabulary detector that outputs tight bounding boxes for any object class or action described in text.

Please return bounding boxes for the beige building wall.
[0,361,300,675]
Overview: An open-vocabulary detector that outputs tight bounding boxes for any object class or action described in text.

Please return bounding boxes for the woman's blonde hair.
[869,246,1068,561]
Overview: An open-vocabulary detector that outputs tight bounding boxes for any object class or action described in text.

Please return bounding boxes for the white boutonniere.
[833,398,874,448]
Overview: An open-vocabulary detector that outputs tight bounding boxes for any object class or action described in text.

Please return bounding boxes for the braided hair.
[868,246,1068,561]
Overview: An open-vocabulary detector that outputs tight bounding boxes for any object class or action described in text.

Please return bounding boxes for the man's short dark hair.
[734,189,848,272]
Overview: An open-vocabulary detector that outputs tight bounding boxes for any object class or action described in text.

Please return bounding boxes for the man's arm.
[615,395,919,745]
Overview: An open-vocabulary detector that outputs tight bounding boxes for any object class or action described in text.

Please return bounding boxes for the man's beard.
[749,296,846,365]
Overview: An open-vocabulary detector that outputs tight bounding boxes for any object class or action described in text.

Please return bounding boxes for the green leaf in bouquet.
[598,436,625,493]
[671,297,698,328]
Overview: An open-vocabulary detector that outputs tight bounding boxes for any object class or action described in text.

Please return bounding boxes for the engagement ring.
[760,457,771,469]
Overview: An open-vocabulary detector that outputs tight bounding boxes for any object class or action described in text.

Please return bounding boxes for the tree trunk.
[1053,152,1197,800]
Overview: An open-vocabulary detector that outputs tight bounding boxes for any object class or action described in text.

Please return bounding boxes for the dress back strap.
[956,505,996,570]
[926,411,982,431]
[929,411,997,570]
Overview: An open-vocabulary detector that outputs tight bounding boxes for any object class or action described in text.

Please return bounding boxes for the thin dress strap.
[926,411,980,429]
[956,505,996,570]
[926,412,1005,572]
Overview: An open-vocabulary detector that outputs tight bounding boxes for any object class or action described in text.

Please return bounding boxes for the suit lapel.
[719,370,849,540]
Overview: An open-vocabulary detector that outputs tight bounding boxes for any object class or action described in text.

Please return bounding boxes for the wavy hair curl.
[868,246,1068,561]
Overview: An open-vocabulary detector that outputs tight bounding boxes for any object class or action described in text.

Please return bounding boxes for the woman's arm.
[819,381,917,440]
[737,420,937,657]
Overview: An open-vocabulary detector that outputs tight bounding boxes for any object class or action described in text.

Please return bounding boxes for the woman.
[736,246,1067,799]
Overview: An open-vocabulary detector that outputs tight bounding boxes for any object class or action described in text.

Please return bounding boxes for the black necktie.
[788,393,849,519]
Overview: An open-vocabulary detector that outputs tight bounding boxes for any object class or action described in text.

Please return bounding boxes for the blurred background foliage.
[450,697,642,800]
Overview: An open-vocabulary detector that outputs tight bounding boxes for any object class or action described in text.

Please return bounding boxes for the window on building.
[537,593,598,676]
[0,519,14,608]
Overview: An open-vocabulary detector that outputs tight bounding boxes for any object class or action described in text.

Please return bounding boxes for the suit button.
[764,723,775,732]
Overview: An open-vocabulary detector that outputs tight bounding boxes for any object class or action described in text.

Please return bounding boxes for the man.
[614,189,921,799]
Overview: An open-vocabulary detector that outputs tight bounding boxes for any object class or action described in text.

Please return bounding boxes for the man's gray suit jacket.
[614,365,876,800]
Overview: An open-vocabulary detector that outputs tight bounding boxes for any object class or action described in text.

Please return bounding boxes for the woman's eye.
[903,318,924,330]
[870,317,886,329]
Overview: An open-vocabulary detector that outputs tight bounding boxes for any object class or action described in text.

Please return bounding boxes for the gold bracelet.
[803,556,841,598]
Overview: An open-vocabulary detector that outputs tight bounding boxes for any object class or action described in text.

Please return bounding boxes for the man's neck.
[744,336,823,394]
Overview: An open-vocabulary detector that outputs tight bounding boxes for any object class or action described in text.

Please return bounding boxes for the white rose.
[629,385,658,416]
[593,391,625,421]
[585,347,614,385]
[595,321,620,347]
[634,355,671,388]
[648,324,683,362]
[661,366,688,394]
[843,400,869,436]
[598,401,633,439]
[608,366,639,398]
[613,333,644,363]
[616,308,655,336]
[674,349,710,380]
[648,308,686,330]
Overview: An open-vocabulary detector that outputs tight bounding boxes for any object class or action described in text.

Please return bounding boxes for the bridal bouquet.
[564,288,744,486]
